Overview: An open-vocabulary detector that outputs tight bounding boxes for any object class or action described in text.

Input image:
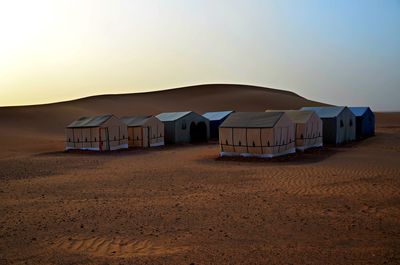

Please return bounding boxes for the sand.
[0,85,399,264]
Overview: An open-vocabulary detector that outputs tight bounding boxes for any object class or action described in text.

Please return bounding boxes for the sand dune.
[0,84,324,135]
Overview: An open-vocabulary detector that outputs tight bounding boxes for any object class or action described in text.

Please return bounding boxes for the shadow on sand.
[214,147,340,165]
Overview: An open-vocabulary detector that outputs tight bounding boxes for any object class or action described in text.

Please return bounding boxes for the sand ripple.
[259,166,400,197]
[54,236,188,258]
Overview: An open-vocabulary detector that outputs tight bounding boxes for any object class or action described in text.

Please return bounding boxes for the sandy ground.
[0,113,399,265]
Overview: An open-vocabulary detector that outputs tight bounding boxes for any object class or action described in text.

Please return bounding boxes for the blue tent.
[349,107,375,139]
[202,111,234,139]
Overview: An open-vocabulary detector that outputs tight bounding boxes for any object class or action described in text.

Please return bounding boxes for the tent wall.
[295,124,306,147]
[260,128,274,154]
[90,128,100,150]
[295,113,323,150]
[128,127,144,147]
[81,128,91,149]
[321,118,337,144]
[246,128,263,154]
[210,120,222,139]
[65,115,128,151]
[163,112,209,144]
[99,127,109,151]
[219,127,272,155]
[74,128,83,149]
[336,108,356,144]
[102,116,128,150]
[272,114,296,155]
[364,109,375,137]
[219,128,234,153]
[232,128,247,154]
[219,113,295,158]
[143,127,149,147]
[163,121,176,144]
[65,129,75,149]
[146,117,165,147]
[130,116,165,147]
[356,109,375,139]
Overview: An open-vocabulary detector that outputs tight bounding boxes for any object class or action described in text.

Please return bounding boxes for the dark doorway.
[196,122,208,142]
[190,121,208,143]
[190,122,197,142]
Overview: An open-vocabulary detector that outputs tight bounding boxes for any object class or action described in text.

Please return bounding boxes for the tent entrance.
[190,121,207,143]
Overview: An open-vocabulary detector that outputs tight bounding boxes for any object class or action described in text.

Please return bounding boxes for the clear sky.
[0,0,399,110]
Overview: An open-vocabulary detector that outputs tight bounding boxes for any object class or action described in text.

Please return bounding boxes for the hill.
[0,84,325,134]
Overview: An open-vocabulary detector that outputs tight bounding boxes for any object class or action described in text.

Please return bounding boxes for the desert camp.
[156,111,210,144]
[65,114,128,151]
[2,84,398,265]
[121,115,165,148]
[300,106,356,145]
[2,0,399,263]
[266,110,323,151]
[349,107,375,139]
[219,112,296,158]
[202,110,234,139]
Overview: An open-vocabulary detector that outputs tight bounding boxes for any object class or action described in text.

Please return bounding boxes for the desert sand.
[0,84,399,264]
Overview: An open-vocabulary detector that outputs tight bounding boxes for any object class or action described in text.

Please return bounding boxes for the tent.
[219,112,296,158]
[202,111,234,139]
[300,106,356,144]
[121,116,164,147]
[65,115,128,151]
[349,107,375,139]
[156,111,210,144]
[266,110,323,151]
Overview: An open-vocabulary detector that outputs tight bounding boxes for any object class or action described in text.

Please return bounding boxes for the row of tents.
[65,111,211,151]
[65,107,375,157]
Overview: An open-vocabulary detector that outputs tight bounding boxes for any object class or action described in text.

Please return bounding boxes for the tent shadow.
[35,142,214,157]
[214,146,341,165]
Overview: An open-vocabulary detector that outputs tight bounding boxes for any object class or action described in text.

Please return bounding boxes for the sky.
[0,0,399,111]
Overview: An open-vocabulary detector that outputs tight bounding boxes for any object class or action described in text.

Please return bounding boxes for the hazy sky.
[0,0,399,110]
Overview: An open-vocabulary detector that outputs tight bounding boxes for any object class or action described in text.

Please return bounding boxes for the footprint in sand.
[54,236,188,257]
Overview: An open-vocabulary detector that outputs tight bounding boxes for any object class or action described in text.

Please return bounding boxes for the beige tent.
[219,112,296,158]
[121,116,164,148]
[266,110,323,151]
[65,115,128,151]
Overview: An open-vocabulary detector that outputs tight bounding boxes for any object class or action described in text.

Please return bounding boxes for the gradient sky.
[0,0,399,110]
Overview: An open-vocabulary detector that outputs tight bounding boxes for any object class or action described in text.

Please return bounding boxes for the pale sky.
[0,0,399,110]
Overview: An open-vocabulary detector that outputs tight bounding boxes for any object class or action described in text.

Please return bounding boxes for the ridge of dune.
[0,84,308,108]
[0,84,325,133]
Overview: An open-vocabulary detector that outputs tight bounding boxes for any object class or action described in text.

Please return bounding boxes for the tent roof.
[220,112,284,128]
[156,111,192,122]
[300,106,346,118]
[67,114,113,128]
[120,116,152,127]
[266,110,314,123]
[349,107,371,117]
[202,111,234,121]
